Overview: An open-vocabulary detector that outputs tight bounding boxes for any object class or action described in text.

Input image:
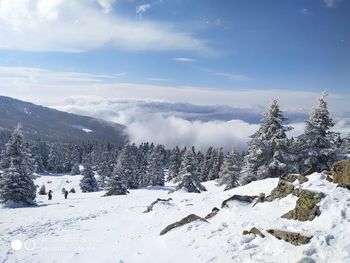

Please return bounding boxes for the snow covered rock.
[267,229,313,246]
[221,194,258,208]
[332,160,350,185]
[265,178,295,201]
[144,198,172,213]
[281,189,322,221]
[160,214,208,235]
[242,227,265,238]
[204,207,220,219]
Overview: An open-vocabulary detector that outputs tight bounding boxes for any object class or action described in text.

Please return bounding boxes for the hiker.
[48,190,52,200]
[64,190,68,199]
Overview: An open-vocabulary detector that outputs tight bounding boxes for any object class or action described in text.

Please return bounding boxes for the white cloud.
[136,4,151,17]
[173,57,196,62]
[0,0,209,53]
[324,0,341,8]
[300,8,309,15]
[146,77,172,82]
[215,72,250,81]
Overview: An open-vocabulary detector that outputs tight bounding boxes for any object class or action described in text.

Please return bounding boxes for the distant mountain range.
[0,96,127,145]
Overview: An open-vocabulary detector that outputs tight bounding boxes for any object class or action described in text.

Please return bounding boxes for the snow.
[72,125,93,133]
[1,173,350,263]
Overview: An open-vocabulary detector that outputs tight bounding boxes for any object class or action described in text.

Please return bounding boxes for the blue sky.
[0,0,348,95]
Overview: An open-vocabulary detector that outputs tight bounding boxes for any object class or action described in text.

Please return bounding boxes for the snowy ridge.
[1,172,350,263]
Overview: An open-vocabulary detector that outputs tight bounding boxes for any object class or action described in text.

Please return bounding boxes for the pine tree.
[0,124,36,205]
[70,162,80,175]
[207,149,223,180]
[97,151,112,188]
[104,168,129,196]
[200,147,214,181]
[146,148,164,186]
[240,100,294,185]
[47,146,63,173]
[218,148,242,190]
[167,146,182,182]
[297,92,338,172]
[38,184,47,195]
[176,150,206,193]
[79,155,98,192]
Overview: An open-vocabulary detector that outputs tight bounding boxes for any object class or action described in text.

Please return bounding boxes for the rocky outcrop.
[205,207,220,219]
[242,227,265,238]
[280,174,309,184]
[160,214,208,235]
[265,179,295,202]
[267,229,312,246]
[332,160,350,186]
[281,189,322,221]
[143,198,172,213]
[221,195,258,208]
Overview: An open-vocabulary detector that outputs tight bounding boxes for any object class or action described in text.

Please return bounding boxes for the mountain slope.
[0,96,127,145]
[0,172,349,262]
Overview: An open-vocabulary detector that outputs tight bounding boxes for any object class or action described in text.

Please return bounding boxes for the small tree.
[38,184,47,195]
[176,150,206,193]
[218,148,242,190]
[70,162,80,175]
[79,156,98,193]
[104,170,129,196]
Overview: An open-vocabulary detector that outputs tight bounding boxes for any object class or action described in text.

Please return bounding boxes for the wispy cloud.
[0,0,210,53]
[146,77,172,82]
[173,57,196,62]
[324,0,341,8]
[215,72,250,81]
[300,8,309,15]
[136,4,151,17]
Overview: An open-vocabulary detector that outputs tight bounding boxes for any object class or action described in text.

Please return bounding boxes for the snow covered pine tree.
[0,124,36,206]
[218,148,242,190]
[176,150,206,193]
[79,155,99,192]
[240,99,294,185]
[297,91,338,173]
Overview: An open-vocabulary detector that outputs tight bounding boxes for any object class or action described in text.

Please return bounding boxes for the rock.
[144,198,172,213]
[298,175,309,184]
[297,257,316,263]
[205,207,220,219]
[280,174,299,182]
[267,229,312,246]
[336,184,350,190]
[265,179,295,202]
[221,195,258,208]
[302,166,317,176]
[326,176,333,183]
[332,160,350,186]
[322,170,332,176]
[160,214,208,235]
[252,193,266,207]
[281,189,322,221]
[242,227,265,238]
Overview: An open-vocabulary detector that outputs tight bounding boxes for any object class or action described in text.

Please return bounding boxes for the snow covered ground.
[1,173,350,263]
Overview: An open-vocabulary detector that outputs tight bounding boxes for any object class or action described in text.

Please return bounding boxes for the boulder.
[265,179,295,202]
[298,175,309,184]
[160,214,208,235]
[205,207,220,219]
[336,184,350,190]
[267,229,312,246]
[252,193,266,207]
[332,160,350,186]
[221,195,258,208]
[297,258,316,263]
[242,227,265,238]
[143,198,172,213]
[281,189,322,221]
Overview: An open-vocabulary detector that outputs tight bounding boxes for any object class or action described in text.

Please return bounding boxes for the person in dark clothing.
[64,190,68,199]
[48,190,52,200]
